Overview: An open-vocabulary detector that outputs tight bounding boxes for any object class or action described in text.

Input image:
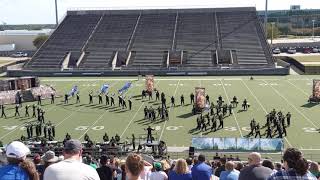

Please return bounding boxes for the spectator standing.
[309,162,320,179]
[43,139,100,180]
[168,159,192,180]
[125,153,144,180]
[268,148,317,180]
[38,151,59,180]
[185,158,193,172]
[274,162,283,171]
[117,163,126,180]
[96,155,116,180]
[0,141,34,180]
[191,154,212,180]
[149,162,168,180]
[239,152,273,180]
[214,157,226,177]
[220,161,240,180]
[262,159,277,173]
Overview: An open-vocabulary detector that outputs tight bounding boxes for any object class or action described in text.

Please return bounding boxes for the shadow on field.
[177,112,194,119]
[301,103,318,108]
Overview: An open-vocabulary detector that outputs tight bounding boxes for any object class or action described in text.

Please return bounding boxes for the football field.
[0,76,319,158]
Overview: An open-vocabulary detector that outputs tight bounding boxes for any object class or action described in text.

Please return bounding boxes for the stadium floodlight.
[265,0,268,37]
[312,20,316,40]
[55,0,58,27]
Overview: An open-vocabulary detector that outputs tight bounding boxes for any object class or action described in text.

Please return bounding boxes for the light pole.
[271,22,275,45]
[312,20,315,39]
[265,0,268,37]
[55,0,59,27]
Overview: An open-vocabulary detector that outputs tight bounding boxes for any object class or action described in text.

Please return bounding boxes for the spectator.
[186,158,193,172]
[215,157,226,177]
[38,151,59,180]
[125,153,144,180]
[150,162,168,180]
[20,160,40,180]
[96,155,116,180]
[191,154,212,180]
[220,161,240,180]
[0,141,34,180]
[43,139,100,180]
[262,159,277,173]
[168,159,192,180]
[274,162,282,171]
[239,152,273,180]
[235,162,243,171]
[268,148,317,180]
[309,162,320,179]
[117,163,126,180]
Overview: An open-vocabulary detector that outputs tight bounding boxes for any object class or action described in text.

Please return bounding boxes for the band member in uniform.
[25,105,30,117]
[211,117,217,132]
[1,105,6,118]
[118,96,122,107]
[98,94,103,104]
[206,95,210,103]
[52,125,55,137]
[228,104,233,115]
[148,91,153,100]
[15,104,20,117]
[64,94,69,104]
[132,134,136,151]
[286,112,291,127]
[145,126,155,143]
[190,93,194,104]
[249,119,256,136]
[37,95,42,105]
[255,124,261,138]
[171,96,175,107]
[44,125,47,138]
[266,126,272,138]
[32,104,36,118]
[156,91,160,101]
[232,96,238,107]
[122,99,127,109]
[218,114,224,129]
[89,92,93,104]
[76,93,80,103]
[51,93,55,104]
[144,106,148,119]
[105,94,109,105]
[110,96,115,106]
[128,99,132,110]
[180,95,184,106]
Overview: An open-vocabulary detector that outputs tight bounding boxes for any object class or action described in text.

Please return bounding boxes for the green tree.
[33,35,49,49]
[267,23,280,39]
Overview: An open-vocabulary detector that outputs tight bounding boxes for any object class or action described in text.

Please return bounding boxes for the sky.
[0,0,320,24]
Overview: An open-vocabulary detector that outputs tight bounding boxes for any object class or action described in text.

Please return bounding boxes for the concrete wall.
[0,34,38,51]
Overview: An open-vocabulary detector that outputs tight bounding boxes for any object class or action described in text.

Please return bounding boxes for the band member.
[118,96,122,107]
[76,93,80,103]
[64,94,69,104]
[98,94,103,104]
[255,124,261,138]
[190,93,194,104]
[128,99,132,110]
[15,104,20,117]
[228,104,233,115]
[145,126,155,143]
[1,105,6,118]
[156,91,160,101]
[148,91,153,100]
[211,117,217,132]
[51,93,55,104]
[171,96,175,107]
[132,134,136,150]
[25,105,30,117]
[89,92,93,104]
[266,126,272,138]
[249,119,256,136]
[286,112,291,127]
[180,95,184,106]
[32,104,36,118]
[206,95,210,103]
[110,96,115,106]
[218,114,224,129]
[105,94,109,105]
[37,95,42,105]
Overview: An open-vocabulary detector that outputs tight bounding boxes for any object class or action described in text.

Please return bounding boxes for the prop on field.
[68,85,78,96]
[309,79,320,103]
[145,75,154,92]
[195,87,206,111]
[100,84,109,94]
[118,82,132,94]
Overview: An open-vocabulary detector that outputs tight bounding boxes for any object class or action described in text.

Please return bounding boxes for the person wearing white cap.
[0,141,31,179]
[43,139,100,180]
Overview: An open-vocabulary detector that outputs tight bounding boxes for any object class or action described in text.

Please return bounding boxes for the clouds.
[0,0,319,24]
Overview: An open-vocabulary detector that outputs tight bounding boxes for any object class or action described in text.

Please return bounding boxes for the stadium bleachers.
[25,8,275,71]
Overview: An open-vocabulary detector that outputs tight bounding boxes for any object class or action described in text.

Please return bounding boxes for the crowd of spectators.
[0,140,320,180]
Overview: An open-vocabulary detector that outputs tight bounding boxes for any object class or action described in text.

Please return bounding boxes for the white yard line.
[220,79,243,137]
[262,80,319,129]
[241,79,293,147]
[286,80,309,97]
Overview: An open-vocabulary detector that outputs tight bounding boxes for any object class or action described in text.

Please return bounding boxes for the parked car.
[287,47,296,54]
[312,48,319,53]
[272,48,281,54]
[11,52,28,57]
[303,48,312,54]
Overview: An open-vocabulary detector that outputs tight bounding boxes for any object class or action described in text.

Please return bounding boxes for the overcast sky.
[0,0,319,24]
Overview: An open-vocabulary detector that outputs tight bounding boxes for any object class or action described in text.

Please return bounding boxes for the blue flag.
[118,82,132,94]
[100,84,109,94]
[69,85,78,96]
